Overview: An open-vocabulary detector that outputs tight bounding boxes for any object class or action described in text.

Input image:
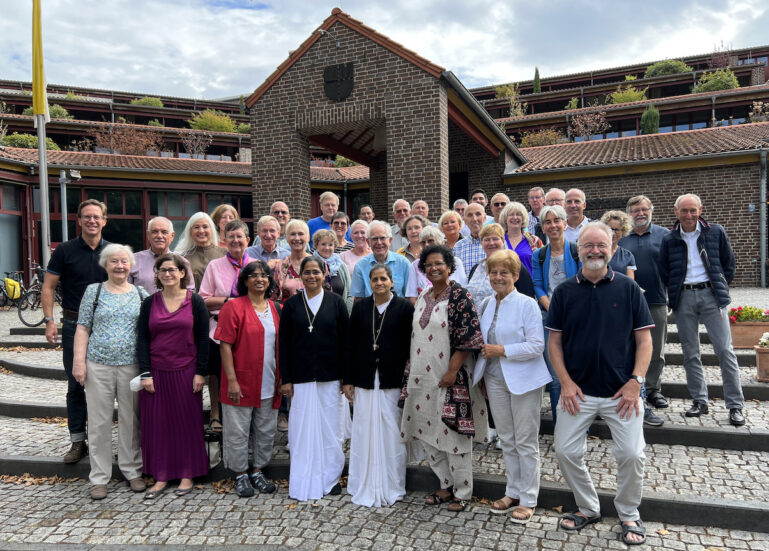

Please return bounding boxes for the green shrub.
[130,96,164,108]
[519,128,565,147]
[728,305,769,323]
[22,103,73,119]
[188,109,236,133]
[334,155,359,167]
[563,97,579,110]
[533,67,541,93]
[644,59,693,79]
[236,123,250,134]
[1,132,60,150]
[147,119,164,127]
[608,84,647,104]
[693,68,739,93]
[640,104,660,134]
[64,90,86,100]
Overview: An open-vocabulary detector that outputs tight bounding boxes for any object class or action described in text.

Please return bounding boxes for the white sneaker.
[488,428,498,443]
[495,439,503,450]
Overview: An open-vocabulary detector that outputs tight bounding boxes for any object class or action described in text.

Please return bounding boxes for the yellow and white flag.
[32,0,49,127]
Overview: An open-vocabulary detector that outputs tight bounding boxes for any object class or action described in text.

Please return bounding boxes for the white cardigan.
[473,289,552,395]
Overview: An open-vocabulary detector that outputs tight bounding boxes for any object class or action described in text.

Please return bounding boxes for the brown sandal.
[447,498,470,512]
[510,505,534,525]
[425,490,453,505]
[490,496,519,514]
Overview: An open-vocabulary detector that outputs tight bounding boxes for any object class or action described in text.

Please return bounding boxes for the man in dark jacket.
[659,194,745,426]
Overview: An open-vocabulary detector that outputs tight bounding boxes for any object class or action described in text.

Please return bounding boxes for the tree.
[239,95,246,115]
[1,132,60,150]
[644,59,693,79]
[709,41,731,69]
[236,123,250,134]
[0,120,7,143]
[568,100,609,140]
[533,67,541,93]
[130,96,164,107]
[495,83,527,118]
[22,103,73,119]
[608,83,647,104]
[518,128,566,148]
[640,104,660,134]
[91,124,164,155]
[748,101,769,123]
[334,155,359,167]
[563,97,579,110]
[188,109,236,132]
[693,68,739,93]
[179,129,213,159]
[147,119,164,127]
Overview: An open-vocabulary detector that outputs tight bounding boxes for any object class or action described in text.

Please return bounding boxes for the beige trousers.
[422,441,474,500]
[84,360,142,485]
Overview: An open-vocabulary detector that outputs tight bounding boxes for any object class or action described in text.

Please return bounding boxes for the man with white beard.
[619,196,670,413]
[547,221,652,545]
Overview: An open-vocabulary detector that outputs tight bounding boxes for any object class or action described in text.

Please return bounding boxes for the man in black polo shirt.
[546,222,653,546]
[43,199,109,463]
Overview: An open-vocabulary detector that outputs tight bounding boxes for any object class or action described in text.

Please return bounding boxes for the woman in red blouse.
[215,260,282,498]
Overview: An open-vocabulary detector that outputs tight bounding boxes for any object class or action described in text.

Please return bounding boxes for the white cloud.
[0,0,766,99]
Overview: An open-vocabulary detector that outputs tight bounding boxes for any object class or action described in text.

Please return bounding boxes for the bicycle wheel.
[18,289,45,327]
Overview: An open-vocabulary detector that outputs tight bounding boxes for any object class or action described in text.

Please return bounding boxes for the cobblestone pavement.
[2,414,767,505]
[1,479,768,550]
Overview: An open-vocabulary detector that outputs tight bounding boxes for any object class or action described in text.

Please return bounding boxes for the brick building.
[245,8,524,221]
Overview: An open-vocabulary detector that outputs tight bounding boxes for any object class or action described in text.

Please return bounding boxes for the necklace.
[371,297,390,351]
[302,291,318,333]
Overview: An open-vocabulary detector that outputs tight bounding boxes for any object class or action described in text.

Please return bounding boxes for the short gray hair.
[99,243,135,269]
[539,205,567,222]
[419,226,445,244]
[545,187,565,200]
[256,215,280,231]
[453,198,468,209]
[319,191,339,205]
[147,216,172,233]
[350,219,369,234]
[674,193,702,208]
[392,199,410,213]
[367,220,392,239]
[578,221,612,244]
[499,202,529,233]
[626,195,653,213]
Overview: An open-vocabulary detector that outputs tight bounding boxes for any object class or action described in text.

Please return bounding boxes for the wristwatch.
[630,375,645,385]
[43,317,55,324]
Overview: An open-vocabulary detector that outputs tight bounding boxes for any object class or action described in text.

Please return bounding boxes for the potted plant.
[728,305,769,349]
[754,332,769,382]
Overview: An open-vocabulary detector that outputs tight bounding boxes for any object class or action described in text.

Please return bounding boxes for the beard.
[632,213,652,230]
[581,254,609,271]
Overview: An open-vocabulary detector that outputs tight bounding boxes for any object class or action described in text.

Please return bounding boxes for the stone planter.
[754,346,769,383]
[730,322,769,349]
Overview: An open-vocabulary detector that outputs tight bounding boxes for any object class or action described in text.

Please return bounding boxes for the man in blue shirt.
[547,222,652,545]
[245,215,290,262]
[619,195,670,413]
[351,220,411,298]
[453,203,487,273]
[307,191,350,241]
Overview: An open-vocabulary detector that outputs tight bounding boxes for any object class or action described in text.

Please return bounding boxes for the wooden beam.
[309,135,380,168]
[447,103,500,158]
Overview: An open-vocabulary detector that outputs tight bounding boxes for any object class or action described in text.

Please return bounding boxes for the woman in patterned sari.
[400,244,488,512]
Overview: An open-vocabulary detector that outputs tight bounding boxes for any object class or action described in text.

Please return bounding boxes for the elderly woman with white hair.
[500,202,543,275]
[339,219,371,274]
[175,211,226,292]
[406,225,467,302]
[72,244,149,500]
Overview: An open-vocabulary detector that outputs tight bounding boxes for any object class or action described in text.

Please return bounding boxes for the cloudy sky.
[2,0,768,99]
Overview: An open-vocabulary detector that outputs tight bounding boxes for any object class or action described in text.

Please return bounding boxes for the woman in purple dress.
[137,253,210,498]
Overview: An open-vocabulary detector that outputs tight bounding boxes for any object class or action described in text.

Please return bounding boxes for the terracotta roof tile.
[514,122,769,173]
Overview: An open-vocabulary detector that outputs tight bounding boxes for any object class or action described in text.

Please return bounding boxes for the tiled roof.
[0,147,371,181]
[513,122,769,173]
[497,83,769,124]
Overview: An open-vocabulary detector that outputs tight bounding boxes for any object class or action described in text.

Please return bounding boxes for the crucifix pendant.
[372,344,379,351]
[309,325,314,333]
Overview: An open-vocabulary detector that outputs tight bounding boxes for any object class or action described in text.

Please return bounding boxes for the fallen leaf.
[552,505,563,513]
[657,529,670,536]
[285,503,297,509]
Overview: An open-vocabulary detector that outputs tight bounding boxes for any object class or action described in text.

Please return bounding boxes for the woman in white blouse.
[474,249,552,525]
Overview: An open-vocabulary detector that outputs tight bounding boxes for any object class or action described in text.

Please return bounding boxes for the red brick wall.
[504,161,763,285]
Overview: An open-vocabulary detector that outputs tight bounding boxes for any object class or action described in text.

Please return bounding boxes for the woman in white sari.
[343,265,414,507]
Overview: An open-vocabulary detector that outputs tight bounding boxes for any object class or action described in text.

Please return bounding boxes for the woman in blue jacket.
[531,205,580,424]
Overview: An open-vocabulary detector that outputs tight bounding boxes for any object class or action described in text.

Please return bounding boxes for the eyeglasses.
[156,267,179,274]
[80,215,103,221]
[424,262,446,269]
[247,273,268,279]
[332,221,348,227]
[629,207,651,215]
[579,243,610,251]
[394,209,410,214]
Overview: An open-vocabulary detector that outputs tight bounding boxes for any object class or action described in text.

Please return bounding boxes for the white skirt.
[347,372,407,507]
[288,381,345,501]
[339,390,352,443]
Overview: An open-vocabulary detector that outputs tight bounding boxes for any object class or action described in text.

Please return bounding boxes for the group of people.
[40,184,744,546]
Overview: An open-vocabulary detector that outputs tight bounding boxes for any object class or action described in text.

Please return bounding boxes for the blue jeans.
[62,319,87,442]
[541,310,561,425]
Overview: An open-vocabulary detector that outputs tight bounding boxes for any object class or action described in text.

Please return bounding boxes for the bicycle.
[1,271,24,309]
[17,262,62,327]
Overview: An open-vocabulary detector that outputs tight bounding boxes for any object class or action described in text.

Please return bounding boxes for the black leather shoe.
[684,401,709,417]
[646,391,669,409]
[329,483,342,495]
[729,408,746,427]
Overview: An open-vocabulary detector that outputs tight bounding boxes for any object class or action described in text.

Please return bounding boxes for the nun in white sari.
[279,257,349,501]
[343,265,414,507]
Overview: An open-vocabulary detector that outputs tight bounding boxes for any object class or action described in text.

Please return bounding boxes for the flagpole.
[37,115,51,267]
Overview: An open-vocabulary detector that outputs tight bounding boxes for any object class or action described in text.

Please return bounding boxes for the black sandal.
[560,512,601,531]
[425,490,453,505]
[208,418,222,433]
[620,520,646,546]
[447,498,469,512]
